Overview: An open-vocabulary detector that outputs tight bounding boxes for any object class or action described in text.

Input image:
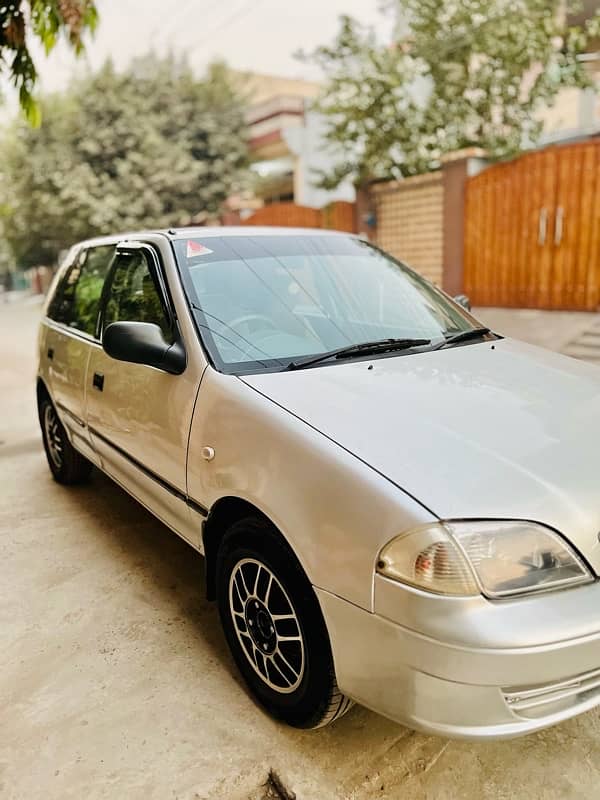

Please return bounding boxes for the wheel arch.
[36,376,52,419]
[202,495,303,601]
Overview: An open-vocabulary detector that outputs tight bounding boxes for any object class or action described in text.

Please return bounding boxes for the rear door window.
[72,246,116,335]
[47,247,79,321]
[47,252,81,324]
[48,244,115,336]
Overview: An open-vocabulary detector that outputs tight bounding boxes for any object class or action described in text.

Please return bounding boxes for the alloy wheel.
[43,404,64,469]
[229,557,305,694]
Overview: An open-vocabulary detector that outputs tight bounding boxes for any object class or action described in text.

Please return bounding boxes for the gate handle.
[538,207,548,245]
[555,206,564,246]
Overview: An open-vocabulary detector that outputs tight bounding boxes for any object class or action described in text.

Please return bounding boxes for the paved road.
[3,301,600,800]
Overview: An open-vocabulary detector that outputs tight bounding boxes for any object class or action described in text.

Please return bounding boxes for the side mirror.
[103,321,186,375]
[454,294,471,312]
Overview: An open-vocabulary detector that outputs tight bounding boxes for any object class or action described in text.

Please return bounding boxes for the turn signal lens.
[377,521,592,598]
[377,524,479,596]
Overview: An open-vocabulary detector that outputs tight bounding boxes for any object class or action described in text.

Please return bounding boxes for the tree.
[0,1,97,124]
[0,56,249,267]
[307,0,600,186]
[0,236,11,278]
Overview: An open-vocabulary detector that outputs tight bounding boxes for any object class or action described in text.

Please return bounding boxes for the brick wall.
[370,172,444,286]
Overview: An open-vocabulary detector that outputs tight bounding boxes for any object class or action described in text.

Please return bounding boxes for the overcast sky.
[1,0,389,105]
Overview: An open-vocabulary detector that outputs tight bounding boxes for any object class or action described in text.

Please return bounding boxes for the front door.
[85,243,200,544]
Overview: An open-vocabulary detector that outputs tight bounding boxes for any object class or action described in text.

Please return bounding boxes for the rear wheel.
[39,396,92,485]
[216,516,353,729]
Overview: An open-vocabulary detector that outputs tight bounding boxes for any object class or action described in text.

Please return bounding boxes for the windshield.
[174,234,479,374]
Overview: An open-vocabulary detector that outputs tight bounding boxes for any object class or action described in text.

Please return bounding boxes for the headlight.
[377,521,593,598]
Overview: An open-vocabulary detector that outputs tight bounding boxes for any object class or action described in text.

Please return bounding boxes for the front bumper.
[316,581,600,739]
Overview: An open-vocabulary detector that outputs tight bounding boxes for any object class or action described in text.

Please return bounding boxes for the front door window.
[103,250,173,343]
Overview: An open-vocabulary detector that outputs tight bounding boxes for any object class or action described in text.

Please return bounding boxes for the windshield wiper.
[431,327,493,350]
[286,338,431,371]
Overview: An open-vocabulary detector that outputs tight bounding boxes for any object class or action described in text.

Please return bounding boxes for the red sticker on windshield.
[186,240,213,258]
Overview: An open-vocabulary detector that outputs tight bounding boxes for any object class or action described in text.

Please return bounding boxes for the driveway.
[2,301,600,800]
[474,306,598,353]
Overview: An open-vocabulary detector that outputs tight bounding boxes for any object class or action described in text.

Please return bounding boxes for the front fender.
[187,368,435,611]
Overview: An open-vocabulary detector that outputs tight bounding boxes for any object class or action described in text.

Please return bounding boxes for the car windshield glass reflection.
[174,235,478,373]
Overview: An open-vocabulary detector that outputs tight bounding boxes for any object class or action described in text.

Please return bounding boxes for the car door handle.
[47,347,54,360]
[92,372,104,391]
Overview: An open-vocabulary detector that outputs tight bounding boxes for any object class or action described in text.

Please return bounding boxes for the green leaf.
[1,2,99,123]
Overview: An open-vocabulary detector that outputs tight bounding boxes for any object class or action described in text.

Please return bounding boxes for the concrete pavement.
[475,307,600,364]
[474,306,600,353]
[3,301,600,800]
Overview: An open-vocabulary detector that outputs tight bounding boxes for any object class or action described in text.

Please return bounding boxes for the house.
[232,71,356,212]
[539,16,600,146]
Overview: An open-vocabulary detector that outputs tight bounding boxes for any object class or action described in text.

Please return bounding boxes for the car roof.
[167,226,352,240]
[74,226,354,249]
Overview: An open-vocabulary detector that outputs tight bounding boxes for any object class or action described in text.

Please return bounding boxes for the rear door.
[43,243,115,460]
[86,242,199,543]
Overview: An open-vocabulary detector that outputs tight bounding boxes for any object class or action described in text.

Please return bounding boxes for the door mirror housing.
[454,294,471,312]
[103,321,186,375]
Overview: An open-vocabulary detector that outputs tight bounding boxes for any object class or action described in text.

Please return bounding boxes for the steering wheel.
[228,313,279,339]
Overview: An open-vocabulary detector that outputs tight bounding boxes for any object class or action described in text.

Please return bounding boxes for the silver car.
[37,227,600,739]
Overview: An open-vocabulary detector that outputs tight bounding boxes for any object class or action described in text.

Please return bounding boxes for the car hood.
[242,338,600,573]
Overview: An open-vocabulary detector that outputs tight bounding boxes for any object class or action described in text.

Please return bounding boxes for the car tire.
[216,516,354,729]
[38,395,92,485]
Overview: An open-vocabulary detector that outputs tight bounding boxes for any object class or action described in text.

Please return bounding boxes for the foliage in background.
[0,236,11,275]
[0,0,97,124]
[307,0,600,187]
[0,56,249,268]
